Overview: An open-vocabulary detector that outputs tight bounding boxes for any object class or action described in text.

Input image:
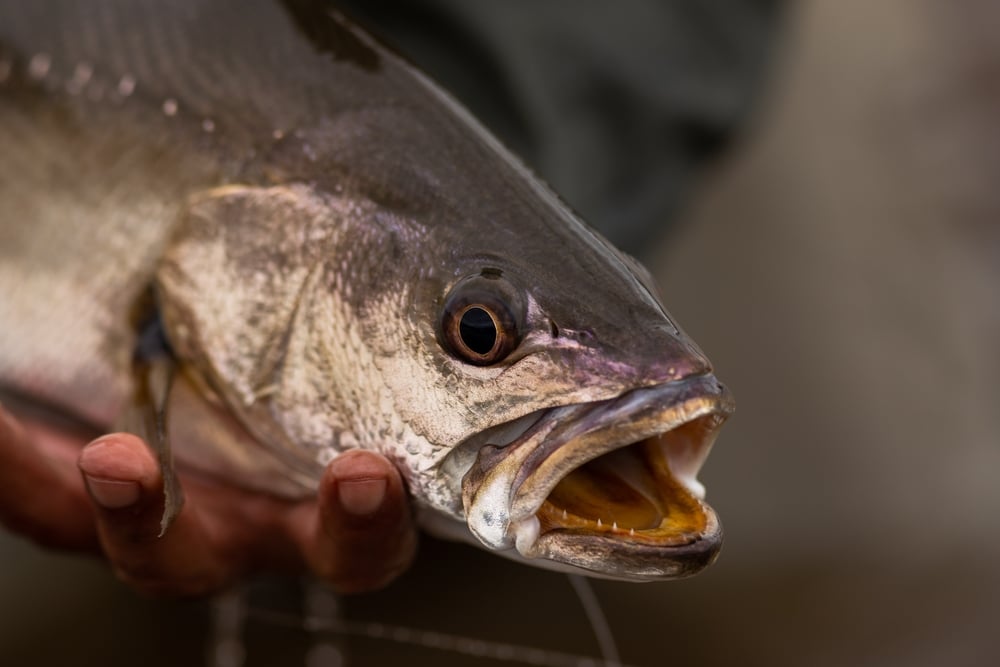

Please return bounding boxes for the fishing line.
[567,574,622,667]
[244,604,642,667]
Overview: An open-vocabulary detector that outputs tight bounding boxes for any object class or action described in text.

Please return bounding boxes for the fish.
[0,0,733,581]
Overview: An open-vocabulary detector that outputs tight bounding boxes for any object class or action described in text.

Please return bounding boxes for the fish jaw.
[458,374,733,581]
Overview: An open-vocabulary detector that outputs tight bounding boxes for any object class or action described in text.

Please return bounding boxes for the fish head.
[390,195,734,581]
[156,97,732,582]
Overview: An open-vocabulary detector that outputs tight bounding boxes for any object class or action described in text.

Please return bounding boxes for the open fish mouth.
[460,374,733,581]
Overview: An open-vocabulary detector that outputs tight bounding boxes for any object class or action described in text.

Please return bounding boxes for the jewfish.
[0,0,733,580]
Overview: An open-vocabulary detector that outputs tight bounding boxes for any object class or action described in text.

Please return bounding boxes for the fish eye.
[441,274,524,366]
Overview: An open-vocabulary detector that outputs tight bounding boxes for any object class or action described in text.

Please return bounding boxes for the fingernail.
[337,478,387,516]
[85,475,141,509]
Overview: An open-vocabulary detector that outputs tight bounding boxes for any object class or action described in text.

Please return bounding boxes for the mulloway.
[0,0,733,580]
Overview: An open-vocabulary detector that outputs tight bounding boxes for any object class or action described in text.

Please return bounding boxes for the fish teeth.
[612,521,618,531]
[629,528,635,537]
[596,518,602,528]
[562,509,568,520]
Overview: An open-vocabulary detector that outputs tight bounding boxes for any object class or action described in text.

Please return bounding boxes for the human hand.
[0,404,417,596]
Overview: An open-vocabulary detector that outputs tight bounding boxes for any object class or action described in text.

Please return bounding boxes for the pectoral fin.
[120,303,184,536]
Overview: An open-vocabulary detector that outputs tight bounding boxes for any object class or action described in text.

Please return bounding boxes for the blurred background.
[2,0,998,665]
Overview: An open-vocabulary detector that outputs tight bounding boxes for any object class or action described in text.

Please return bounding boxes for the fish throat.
[537,418,715,542]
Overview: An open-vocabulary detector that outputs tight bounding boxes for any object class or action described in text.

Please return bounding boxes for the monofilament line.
[567,574,622,667]
[245,605,640,667]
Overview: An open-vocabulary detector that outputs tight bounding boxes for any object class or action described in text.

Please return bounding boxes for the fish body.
[0,0,732,580]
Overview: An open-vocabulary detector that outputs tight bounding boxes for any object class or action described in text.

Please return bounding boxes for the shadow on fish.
[0,0,733,581]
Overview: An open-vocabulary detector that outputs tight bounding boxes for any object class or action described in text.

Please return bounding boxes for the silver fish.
[0,0,733,580]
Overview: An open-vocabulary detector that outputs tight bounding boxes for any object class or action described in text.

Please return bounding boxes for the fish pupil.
[459,307,498,355]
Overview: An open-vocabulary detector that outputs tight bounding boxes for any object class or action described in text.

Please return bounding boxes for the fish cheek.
[157,185,327,400]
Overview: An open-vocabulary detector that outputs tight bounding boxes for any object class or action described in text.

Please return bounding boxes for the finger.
[0,405,96,550]
[78,433,233,596]
[294,450,417,594]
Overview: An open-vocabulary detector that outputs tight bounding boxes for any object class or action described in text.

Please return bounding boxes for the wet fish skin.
[0,0,731,579]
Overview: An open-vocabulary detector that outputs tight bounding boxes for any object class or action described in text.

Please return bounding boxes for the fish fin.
[119,298,184,536]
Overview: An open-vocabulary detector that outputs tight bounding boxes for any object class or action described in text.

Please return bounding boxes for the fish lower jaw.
[505,489,722,581]
[517,511,723,581]
[504,501,722,582]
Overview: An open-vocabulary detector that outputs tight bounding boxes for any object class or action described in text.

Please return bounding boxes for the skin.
[0,404,417,596]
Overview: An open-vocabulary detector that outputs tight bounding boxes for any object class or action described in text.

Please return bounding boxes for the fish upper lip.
[508,374,732,522]
[461,373,734,577]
